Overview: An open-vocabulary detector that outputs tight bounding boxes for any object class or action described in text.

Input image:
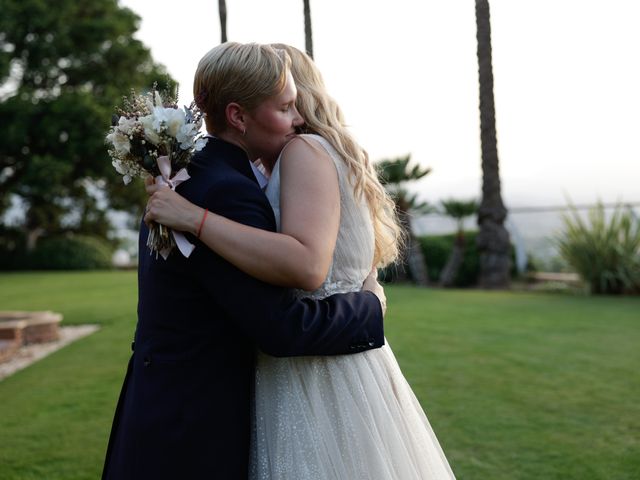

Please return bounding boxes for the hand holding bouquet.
[106,87,208,259]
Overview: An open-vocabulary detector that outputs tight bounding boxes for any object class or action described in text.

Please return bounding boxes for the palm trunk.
[303,0,314,58]
[400,211,429,286]
[218,0,228,43]
[439,233,465,287]
[475,0,511,288]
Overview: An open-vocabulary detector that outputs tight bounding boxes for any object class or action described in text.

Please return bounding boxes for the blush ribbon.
[155,155,195,260]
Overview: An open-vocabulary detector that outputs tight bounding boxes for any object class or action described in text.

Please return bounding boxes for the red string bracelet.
[197,209,209,238]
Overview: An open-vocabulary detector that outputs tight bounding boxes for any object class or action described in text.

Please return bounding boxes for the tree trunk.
[24,202,50,251]
[406,232,429,285]
[218,0,228,43]
[26,227,44,252]
[439,234,465,287]
[475,0,511,288]
[399,211,429,286]
[303,0,314,58]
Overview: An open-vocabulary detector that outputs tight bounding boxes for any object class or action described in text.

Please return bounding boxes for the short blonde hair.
[194,42,291,133]
[271,43,404,267]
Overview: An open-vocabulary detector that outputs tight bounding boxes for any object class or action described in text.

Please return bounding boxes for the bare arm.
[145,137,340,290]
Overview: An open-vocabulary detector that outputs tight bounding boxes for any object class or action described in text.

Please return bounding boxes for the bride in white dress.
[146,44,455,479]
[252,135,454,480]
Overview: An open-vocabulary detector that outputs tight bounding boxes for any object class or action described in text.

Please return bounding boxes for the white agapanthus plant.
[105,87,208,259]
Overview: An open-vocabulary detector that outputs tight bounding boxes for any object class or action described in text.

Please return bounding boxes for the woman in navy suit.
[102,42,386,480]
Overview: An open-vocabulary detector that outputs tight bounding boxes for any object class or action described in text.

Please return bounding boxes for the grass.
[0,271,136,480]
[0,272,639,479]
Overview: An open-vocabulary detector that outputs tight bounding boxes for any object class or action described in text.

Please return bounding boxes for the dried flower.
[105,86,208,258]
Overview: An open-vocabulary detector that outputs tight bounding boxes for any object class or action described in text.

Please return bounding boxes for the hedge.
[0,232,113,270]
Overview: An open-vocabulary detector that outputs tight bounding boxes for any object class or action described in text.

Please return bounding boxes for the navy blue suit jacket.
[102,138,384,479]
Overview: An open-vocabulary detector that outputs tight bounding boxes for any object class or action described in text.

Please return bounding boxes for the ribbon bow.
[155,155,194,260]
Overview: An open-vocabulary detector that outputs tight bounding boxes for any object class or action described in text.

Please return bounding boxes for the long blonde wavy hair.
[271,44,403,267]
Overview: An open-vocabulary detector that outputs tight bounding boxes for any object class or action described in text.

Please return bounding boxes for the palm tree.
[219,0,227,43]
[303,0,314,58]
[378,155,431,285]
[439,199,478,287]
[475,0,511,288]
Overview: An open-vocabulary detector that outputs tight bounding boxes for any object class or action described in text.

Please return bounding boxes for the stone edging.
[0,325,100,381]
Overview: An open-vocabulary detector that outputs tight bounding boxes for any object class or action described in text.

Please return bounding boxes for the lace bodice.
[264,134,374,299]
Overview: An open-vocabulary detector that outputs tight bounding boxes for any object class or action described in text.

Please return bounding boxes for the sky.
[119,0,640,209]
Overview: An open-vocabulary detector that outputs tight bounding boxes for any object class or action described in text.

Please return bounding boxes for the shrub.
[379,232,522,287]
[418,232,481,286]
[28,235,114,270]
[556,203,640,295]
[0,227,28,270]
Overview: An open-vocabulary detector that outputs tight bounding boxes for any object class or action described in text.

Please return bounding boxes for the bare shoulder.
[280,135,334,173]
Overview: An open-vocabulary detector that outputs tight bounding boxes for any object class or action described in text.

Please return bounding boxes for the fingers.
[144,190,173,226]
[145,182,170,195]
[145,183,160,195]
[143,199,154,226]
[141,188,193,232]
[144,193,161,225]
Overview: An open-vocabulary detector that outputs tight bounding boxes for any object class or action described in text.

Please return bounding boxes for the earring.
[242,128,247,136]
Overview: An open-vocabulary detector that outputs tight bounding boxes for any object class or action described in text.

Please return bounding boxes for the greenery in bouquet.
[105,86,208,257]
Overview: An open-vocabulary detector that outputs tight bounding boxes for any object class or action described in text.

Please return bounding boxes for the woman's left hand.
[144,182,204,235]
[362,267,386,315]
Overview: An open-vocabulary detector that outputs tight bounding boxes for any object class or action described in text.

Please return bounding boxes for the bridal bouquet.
[106,87,208,259]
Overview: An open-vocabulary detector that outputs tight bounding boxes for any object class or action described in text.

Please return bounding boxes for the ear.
[225,102,248,134]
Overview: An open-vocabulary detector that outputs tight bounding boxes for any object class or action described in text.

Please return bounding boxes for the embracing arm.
[145,137,339,290]
[190,173,383,357]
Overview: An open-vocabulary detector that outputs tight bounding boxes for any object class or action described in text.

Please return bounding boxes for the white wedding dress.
[250,134,456,479]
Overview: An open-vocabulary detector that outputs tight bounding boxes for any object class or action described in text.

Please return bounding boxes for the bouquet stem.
[147,221,176,257]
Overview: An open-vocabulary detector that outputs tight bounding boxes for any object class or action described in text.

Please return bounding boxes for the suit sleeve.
[190,175,384,357]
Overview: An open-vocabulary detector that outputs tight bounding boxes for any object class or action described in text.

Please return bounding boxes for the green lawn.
[0,272,638,479]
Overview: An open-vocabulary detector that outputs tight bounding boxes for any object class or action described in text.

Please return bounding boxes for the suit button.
[143,356,151,367]
[368,341,375,347]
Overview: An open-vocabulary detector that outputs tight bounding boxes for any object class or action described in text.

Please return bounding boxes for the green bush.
[556,203,640,295]
[418,232,481,286]
[0,234,115,271]
[380,232,521,287]
[28,235,114,270]
[0,227,28,270]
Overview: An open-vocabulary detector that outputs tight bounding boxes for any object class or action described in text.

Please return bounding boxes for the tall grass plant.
[557,202,640,294]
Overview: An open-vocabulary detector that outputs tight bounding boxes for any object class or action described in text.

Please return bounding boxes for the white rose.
[194,137,208,152]
[117,116,137,135]
[150,107,167,131]
[106,130,131,155]
[176,123,198,149]
[112,159,126,175]
[145,93,155,112]
[138,115,161,145]
[154,90,163,107]
[153,107,185,138]
[112,159,134,184]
